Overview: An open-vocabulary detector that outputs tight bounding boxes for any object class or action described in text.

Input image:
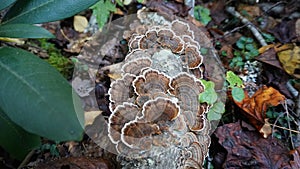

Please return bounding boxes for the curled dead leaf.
[235,86,285,138]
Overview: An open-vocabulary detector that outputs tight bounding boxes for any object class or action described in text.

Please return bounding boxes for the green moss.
[39,39,73,79]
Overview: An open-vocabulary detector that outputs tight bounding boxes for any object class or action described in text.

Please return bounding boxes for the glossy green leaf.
[207,102,225,121]
[232,87,245,102]
[0,24,54,38]
[0,0,16,11]
[0,107,41,160]
[2,0,98,24]
[0,47,84,142]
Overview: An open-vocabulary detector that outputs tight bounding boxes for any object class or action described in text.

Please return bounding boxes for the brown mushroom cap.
[121,121,160,149]
[170,73,206,131]
[181,44,203,69]
[171,20,194,39]
[122,57,152,76]
[139,29,159,50]
[108,74,135,111]
[108,103,140,144]
[133,69,171,96]
[140,97,180,123]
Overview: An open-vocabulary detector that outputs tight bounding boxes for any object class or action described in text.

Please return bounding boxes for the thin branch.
[225,6,267,46]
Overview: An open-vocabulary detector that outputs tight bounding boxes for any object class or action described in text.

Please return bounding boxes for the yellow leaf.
[278,44,300,78]
[74,15,88,32]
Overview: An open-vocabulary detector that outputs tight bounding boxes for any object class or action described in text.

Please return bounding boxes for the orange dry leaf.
[235,86,285,138]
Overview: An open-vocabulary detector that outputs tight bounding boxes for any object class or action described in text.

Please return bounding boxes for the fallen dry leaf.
[278,44,300,79]
[85,110,102,127]
[235,85,285,137]
[74,15,88,32]
[214,121,293,168]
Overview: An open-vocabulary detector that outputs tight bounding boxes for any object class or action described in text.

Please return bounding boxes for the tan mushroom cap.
[108,103,140,144]
[108,74,135,111]
[170,73,206,131]
[139,29,159,50]
[171,20,194,39]
[140,97,180,123]
[121,121,160,149]
[133,69,171,96]
[181,44,203,69]
[121,57,152,76]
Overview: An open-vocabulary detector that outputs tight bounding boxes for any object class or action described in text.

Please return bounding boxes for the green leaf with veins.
[207,102,225,121]
[226,71,243,88]
[91,0,116,29]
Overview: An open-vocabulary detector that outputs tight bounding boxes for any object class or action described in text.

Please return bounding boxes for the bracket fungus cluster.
[107,18,211,168]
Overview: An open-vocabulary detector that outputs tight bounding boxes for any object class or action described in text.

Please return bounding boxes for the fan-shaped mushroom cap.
[170,73,206,131]
[108,74,135,111]
[133,69,171,96]
[121,121,160,149]
[128,35,142,51]
[140,97,180,123]
[125,49,152,62]
[108,103,140,144]
[181,45,203,69]
[171,20,194,39]
[121,57,152,76]
[139,29,159,50]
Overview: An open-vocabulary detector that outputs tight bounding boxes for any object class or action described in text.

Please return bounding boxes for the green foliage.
[0,24,54,38]
[38,39,73,79]
[199,80,225,121]
[262,33,275,43]
[230,36,259,68]
[199,80,218,104]
[194,5,212,25]
[2,0,98,24]
[226,71,243,88]
[0,0,16,12]
[226,71,245,102]
[0,47,84,141]
[0,108,41,160]
[266,108,295,140]
[0,0,97,160]
[40,143,60,157]
[91,0,117,29]
[207,102,225,121]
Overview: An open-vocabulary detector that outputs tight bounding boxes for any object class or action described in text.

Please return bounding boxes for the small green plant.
[199,80,225,121]
[230,36,259,68]
[38,39,73,79]
[91,0,117,29]
[266,108,295,140]
[40,143,60,157]
[194,5,212,25]
[226,71,245,102]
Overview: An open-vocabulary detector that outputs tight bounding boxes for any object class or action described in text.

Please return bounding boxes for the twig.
[17,150,35,169]
[270,124,300,134]
[295,93,300,148]
[286,80,299,98]
[284,100,295,149]
[225,6,267,46]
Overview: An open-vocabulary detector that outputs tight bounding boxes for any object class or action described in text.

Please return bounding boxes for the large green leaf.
[0,0,16,11]
[0,24,54,38]
[0,47,84,142]
[2,0,99,24]
[0,107,41,160]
